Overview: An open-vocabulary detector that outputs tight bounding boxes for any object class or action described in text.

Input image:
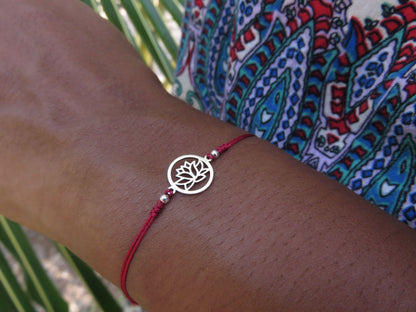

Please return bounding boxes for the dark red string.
[120,188,174,305]
[206,133,254,159]
[120,133,254,304]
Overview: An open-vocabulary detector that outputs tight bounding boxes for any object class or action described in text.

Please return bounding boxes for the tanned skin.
[0,1,415,311]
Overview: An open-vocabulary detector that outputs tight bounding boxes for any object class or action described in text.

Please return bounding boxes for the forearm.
[1,1,415,310]
[40,90,416,311]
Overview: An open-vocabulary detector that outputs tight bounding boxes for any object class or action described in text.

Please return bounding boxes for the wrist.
[55,93,246,282]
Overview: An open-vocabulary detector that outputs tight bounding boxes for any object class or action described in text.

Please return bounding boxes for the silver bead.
[210,150,220,159]
[160,194,170,204]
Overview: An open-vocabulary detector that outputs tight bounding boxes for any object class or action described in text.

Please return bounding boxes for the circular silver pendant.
[167,155,214,195]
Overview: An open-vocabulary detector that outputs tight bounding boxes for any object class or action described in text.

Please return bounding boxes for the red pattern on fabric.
[331,100,344,116]
[346,110,359,124]
[367,29,383,46]
[327,133,339,144]
[404,83,416,98]
[359,101,369,114]
[301,116,313,127]
[352,146,367,157]
[295,129,307,139]
[298,9,311,24]
[315,36,329,50]
[195,0,205,9]
[338,54,351,67]
[329,118,350,134]
[244,29,256,42]
[310,0,333,18]
[396,1,416,23]
[287,19,298,34]
[342,156,353,169]
[381,16,404,34]
[351,18,368,57]
[364,133,377,145]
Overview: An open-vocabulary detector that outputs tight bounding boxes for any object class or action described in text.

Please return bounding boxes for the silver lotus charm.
[167,155,214,195]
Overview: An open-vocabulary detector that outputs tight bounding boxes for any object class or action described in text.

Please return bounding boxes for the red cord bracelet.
[120,133,254,304]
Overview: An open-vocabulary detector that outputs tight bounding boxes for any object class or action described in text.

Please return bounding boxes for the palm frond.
[0,217,68,311]
[55,244,123,312]
[84,0,183,85]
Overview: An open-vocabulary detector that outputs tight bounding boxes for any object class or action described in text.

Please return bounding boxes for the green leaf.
[139,0,179,59]
[80,0,99,11]
[160,0,184,27]
[0,248,36,312]
[100,0,124,31]
[121,0,175,82]
[56,244,123,312]
[0,217,68,312]
[0,284,14,312]
[98,0,142,57]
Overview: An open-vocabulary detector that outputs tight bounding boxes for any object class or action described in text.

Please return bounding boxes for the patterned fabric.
[173,0,416,229]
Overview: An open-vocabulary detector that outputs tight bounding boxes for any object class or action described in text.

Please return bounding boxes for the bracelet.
[120,133,254,304]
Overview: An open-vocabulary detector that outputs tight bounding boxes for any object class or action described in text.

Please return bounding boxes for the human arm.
[1,1,416,311]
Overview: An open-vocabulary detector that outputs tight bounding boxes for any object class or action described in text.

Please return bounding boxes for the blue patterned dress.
[173,0,416,229]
